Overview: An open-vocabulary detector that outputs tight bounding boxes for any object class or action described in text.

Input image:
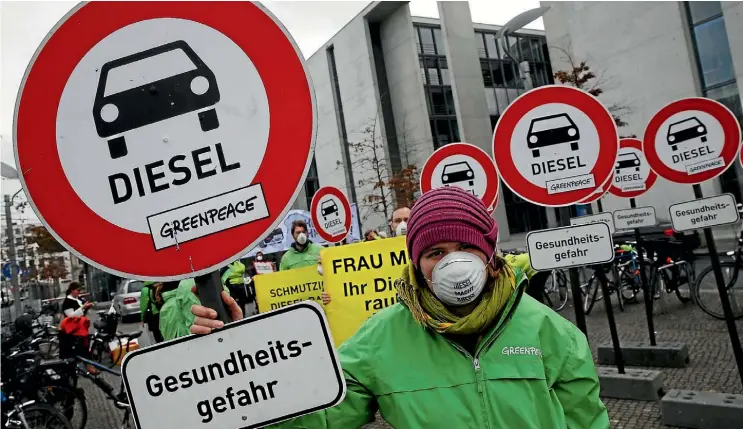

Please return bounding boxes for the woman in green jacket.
[190,187,609,429]
[139,281,163,343]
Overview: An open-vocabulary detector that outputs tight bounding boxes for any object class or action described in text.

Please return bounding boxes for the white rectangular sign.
[669,193,739,232]
[527,223,614,271]
[546,173,595,195]
[613,207,658,230]
[122,302,345,429]
[147,184,270,250]
[570,212,615,235]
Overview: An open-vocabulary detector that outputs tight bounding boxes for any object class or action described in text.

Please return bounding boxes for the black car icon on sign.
[527,113,580,158]
[615,152,641,174]
[667,117,707,151]
[321,199,339,221]
[442,161,475,187]
[93,40,221,160]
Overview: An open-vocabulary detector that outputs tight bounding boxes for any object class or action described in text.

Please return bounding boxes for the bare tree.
[550,45,633,134]
[337,98,426,223]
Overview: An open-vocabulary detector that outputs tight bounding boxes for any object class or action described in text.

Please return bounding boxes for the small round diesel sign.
[643,98,741,185]
[609,138,657,198]
[493,85,618,207]
[420,143,499,209]
[14,2,316,280]
[310,187,351,244]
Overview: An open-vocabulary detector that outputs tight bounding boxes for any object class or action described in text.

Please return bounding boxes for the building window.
[304,157,319,208]
[686,1,742,201]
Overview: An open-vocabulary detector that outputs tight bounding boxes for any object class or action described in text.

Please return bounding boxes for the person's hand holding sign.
[189,288,242,334]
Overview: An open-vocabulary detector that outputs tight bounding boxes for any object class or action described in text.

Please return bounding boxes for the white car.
[113,280,145,321]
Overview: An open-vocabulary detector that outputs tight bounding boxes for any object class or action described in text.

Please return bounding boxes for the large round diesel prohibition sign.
[492,85,618,207]
[14,2,316,280]
[643,97,741,185]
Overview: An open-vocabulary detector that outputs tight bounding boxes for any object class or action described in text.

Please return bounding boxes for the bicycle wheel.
[582,275,600,315]
[88,339,106,364]
[692,262,743,320]
[544,271,569,312]
[17,403,74,429]
[35,386,87,429]
[674,262,694,303]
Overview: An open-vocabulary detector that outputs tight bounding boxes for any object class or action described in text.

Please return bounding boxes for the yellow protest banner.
[253,266,323,313]
[321,236,408,346]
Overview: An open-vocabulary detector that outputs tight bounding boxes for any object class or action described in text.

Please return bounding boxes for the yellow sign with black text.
[321,236,408,346]
[254,266,324,313]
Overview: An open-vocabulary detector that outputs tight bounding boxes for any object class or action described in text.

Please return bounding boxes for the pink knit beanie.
[407,187,499,268]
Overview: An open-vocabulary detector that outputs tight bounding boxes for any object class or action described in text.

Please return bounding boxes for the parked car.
[113,280,145,322]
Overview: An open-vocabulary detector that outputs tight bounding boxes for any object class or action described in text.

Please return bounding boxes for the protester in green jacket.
[139,281,163,343]
[189,187,609,429]
[158,279,231,341]
[279,219,323,271]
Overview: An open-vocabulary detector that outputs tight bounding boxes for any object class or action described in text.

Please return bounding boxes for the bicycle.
[88,310,142,368]
[74,357,133,429]
[1,393,74,429]
[581,258,625,315]
[642,237,696,309]
[693,229,743,320]
[3,335,87,429]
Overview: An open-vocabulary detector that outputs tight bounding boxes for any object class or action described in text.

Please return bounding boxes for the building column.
[438,1,510,241]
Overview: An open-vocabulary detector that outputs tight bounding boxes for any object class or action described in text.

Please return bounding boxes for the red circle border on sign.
[492,85,618,207]
[14,2,315,280]
[579,174,612,203]
[608,138,658,198]
[642,97,742,185]
[310,187,352,244]
[420,142,499,209]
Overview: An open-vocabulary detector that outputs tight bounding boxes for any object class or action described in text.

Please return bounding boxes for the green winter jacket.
[139,284,159,323]
[279,242,323,271]
[274,274,608,429]
[159,279,230,341]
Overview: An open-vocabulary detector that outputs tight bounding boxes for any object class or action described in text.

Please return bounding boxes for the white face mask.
[395,221,408,236]
[429,251,487,306]
[296,232,308,245]
[256,255,264,261]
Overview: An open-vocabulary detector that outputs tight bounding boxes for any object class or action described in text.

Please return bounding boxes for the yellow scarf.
[395,256,517,336]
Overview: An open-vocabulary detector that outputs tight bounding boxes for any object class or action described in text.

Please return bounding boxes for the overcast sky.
[0,0,542,218]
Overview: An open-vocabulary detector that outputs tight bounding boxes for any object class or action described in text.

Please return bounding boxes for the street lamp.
[495,6,551,90]
[1,161,24,316]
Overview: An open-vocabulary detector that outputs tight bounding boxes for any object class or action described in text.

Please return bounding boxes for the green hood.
[159,279,229,341]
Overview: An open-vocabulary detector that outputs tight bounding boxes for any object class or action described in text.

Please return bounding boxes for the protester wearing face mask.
[190,187,608,429]
[278,220,323,271]
[390,206,410,236]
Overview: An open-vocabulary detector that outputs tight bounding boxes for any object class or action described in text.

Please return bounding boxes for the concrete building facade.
[292,1,743,243]
[293,1,554,242]
[541,1,743,225]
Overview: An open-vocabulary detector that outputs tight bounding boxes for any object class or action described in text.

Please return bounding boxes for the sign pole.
[566,207,588,337]
[569,268,588,336]
[630,197,657,346]
[692,184,743,386]
[195,271,232,324]
[596,264,625,373]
